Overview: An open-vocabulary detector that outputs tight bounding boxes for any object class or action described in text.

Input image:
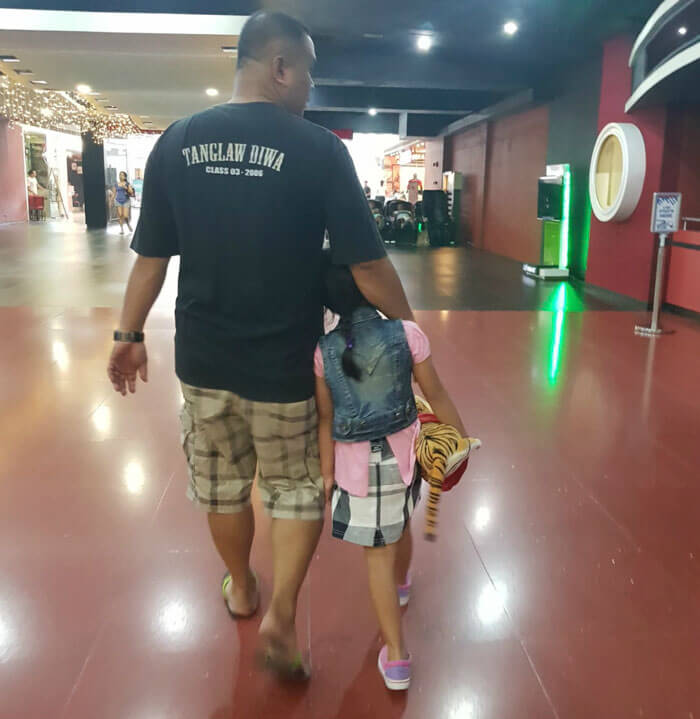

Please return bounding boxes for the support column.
[81,131,107,229]
[0,119,28,223]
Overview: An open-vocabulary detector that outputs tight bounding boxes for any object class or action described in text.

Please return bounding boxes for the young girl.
[314,262,466,691]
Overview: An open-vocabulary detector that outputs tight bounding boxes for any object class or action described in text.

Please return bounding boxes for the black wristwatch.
[113,330,145,343]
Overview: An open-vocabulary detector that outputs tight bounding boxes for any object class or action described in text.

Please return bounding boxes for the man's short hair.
[237,10,310,69]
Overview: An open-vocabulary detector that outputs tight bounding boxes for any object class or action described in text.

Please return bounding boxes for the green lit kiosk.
[523,163,572,280]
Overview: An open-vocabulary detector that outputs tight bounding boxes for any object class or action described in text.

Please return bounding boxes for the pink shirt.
[314,321,431,497]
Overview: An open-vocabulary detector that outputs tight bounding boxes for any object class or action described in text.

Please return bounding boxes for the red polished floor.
[2,242,700,717]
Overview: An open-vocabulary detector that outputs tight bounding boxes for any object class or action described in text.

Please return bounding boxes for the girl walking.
[314,261,466,691]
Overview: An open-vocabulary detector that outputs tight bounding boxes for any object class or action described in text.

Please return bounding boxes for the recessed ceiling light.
[30,80,48,85]
[0,55,20,63]
[678,26,688,36]
[221,46,237,53]
[76,83,92,94]
[368,107,378,116]
[503,20,519,36]
[416,35,432,52]
[206,87,219,97]
[15,69,33,75]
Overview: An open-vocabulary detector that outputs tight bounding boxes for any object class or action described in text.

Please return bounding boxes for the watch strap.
[113,330,145,343]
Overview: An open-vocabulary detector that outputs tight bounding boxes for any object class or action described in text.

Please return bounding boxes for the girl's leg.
[364,541,408,662]
[126,208,133,232]
[117,206,124,232]
[395,521,413,586]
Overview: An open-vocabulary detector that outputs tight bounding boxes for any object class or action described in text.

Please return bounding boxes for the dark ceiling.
[1,0,661,134]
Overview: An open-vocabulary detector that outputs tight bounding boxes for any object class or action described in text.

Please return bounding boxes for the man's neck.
[230,73,279,106]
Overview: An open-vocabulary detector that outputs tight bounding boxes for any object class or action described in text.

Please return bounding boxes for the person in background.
[114,171,135,234]
[315,260,466,691]
[107,10,413,681]
[27,170,45,221]
[364,180,372,198]
[407,173,423,205]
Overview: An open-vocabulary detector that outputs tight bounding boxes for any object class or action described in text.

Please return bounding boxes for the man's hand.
[107,342,148,396]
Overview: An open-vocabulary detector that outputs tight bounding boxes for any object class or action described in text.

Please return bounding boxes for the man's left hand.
[107,342,148,396]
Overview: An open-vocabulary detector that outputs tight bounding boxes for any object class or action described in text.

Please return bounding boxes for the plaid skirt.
[331,439,421,547]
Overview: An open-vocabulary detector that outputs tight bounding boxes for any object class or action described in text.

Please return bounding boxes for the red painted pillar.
[585,37,668,303]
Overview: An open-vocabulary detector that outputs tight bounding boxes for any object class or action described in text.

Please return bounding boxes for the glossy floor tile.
[1,220,700,718]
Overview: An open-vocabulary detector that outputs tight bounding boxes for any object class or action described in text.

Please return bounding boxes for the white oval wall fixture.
[589,122,646,222]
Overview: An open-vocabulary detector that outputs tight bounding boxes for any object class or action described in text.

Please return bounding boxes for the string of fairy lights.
[0,72,145,143]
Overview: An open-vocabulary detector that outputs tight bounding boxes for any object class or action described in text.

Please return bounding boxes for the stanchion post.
[635,192,681,337]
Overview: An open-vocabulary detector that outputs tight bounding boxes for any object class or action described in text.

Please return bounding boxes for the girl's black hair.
[321,249,369,381]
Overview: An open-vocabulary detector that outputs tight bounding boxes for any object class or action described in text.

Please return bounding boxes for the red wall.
[0,119,27,224]
[445,124,488,248]
[482,106,550,264]
[586,37,668,302]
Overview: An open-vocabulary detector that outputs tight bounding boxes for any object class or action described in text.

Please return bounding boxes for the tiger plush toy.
[415,396,481,541]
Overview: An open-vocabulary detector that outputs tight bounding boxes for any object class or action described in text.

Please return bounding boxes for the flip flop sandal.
[256,644,311,682]
[221,570,260,619]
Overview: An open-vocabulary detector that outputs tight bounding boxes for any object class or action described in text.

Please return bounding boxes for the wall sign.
[589,123,646,223]
[650,192,682,233]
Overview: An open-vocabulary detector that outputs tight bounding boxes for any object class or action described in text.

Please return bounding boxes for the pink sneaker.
[398,572,411,607]
[378,645,411,691]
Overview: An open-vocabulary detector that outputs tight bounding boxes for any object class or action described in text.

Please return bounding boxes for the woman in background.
[114,171,135,234]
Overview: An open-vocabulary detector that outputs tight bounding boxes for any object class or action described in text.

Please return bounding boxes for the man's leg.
[259,518,322,657]
[208,507,258,616]
[251,395,324,666]
[180,382,259,615]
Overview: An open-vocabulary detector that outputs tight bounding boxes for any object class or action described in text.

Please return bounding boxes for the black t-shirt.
[131,102,386,403]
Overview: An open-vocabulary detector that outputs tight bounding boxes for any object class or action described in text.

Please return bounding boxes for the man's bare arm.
[350,257,414,321]
[118,255,169,331]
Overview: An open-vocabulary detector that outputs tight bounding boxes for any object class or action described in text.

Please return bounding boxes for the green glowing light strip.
[559,164,571,270]
[549,284,566,383]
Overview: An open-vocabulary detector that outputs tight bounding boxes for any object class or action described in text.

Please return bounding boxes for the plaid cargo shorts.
[179,382,324,520]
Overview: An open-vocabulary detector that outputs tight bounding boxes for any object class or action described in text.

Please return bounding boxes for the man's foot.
[222,570,259,618]
[257,608,310,681]
[378,645,411,691]
[127,223,133,232]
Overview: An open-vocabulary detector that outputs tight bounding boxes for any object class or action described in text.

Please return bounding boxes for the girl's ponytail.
[340,317,362,380]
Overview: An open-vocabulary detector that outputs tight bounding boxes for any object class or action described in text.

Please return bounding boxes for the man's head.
[28,170,36,178]
[235,11,315,116]
[413,173,418,180]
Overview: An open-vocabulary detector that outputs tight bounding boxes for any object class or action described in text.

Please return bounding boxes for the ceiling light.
[206,87,219,97]
[368,107,377,116]
[15,69,33,75]
[221,46,237,53]
[30,80,48,85]
[76,83,92,94]
[416,34,432,52]
[503,21,519,36]
[678,26,688,36]
[0,55,20,63]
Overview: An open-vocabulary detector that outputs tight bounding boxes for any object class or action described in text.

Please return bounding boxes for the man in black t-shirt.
[107,10,413,678]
